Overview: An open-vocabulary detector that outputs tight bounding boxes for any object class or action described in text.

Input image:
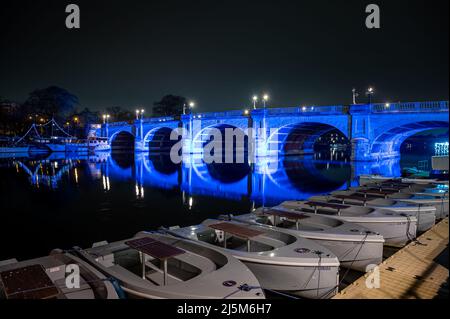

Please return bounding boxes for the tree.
[106,106,133,122]
[152,95,187,117]
[22,86,79,120]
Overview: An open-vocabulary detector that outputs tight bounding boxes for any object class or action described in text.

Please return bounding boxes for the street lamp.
[252,96,258,110]
[102,114,111,124]
[366,87,375,104]
[183,101,195,115]
[262,94,269,108]
[136,109,145,120]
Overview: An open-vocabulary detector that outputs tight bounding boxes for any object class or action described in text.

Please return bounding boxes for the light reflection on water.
[0,151,405,260]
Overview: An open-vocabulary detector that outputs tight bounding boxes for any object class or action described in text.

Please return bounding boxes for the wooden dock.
[334,218,449,299]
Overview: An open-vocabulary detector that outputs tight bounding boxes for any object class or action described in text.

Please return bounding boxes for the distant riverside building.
[0,100,21,136]
[0,100,20,114]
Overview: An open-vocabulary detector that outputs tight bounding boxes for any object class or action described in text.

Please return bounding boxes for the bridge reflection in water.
[13,151,404,207]
[93,151,400,207]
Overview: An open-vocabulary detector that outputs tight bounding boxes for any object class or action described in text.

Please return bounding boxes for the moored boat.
[166,219,340,299]
[0,251,120,299]
[0,146,29,153]
[226,207,384,272]
[345,186,449,219]
[359,174,449,186]
[280,200,418,247]
[76,232,265,299]
[311,193,436,232]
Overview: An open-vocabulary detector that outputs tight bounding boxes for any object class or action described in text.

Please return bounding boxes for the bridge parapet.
[107,121,132,127]
[192,110,247,119]
[141,116,176,124]
[350,101,448,114]
[260,105,345,116]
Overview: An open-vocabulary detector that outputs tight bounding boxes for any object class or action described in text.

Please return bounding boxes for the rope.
[319,232,370,300]
[338,232,369,286]
[14,124,41,145]
[31,119,75,138]
[402,214,426,246]
[316,252,322,298]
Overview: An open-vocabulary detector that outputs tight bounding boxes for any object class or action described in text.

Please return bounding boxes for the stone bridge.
[94,101,449,161]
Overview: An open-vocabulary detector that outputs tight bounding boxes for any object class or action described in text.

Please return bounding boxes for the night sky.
[1,0,448,113]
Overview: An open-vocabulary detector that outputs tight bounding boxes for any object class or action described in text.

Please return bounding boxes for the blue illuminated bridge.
[93,101,449,161]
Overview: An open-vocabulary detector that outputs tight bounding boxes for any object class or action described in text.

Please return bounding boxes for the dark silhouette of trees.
[152,95,187,116]
[0,97,24,136]
[106,106,134,122]
[22,86,79,121]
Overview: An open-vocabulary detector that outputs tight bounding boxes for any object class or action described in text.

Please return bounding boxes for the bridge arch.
[143,127,180,153]
[192,124,249,157]
[370,120,449,160]
[267,122,349,156]
[110,131,135,152]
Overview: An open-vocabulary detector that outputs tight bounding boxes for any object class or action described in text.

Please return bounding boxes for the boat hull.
[309,238,382,272]
[231,213,384,272]
[242,260,339,299]
[339,219,416,247]
[397,198,449,220]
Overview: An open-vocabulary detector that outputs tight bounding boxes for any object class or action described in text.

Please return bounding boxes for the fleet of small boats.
[341,186,449,220]
[0,173,446,299]
[280,201,419,247]
[309,194,436,232]
[225,208,384,272]
[165,219,340,299]
[359,174,449,186]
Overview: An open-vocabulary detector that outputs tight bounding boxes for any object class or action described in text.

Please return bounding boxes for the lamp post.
[366,87,375,105]
[135,109,145,120]
[252,96,258,110]
[262,94,269,108]
[102,114,110,137]
[352,88,359,105]
[183,101,195,115]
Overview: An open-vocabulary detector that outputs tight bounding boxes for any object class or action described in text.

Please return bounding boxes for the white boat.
[359,174,449,186]
[345,186,449,220]
[0,251,119,299]
[311,193,436,232]
[66,137,111,153]
[0,146,29,153]
[226,207,384,272]
[77,232,265,299]
[281,200,417,247]
[33,137,75,153]
[166,219,340,299]
[358,179,448,194]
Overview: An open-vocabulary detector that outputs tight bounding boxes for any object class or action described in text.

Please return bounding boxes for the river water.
[0,150,431,261]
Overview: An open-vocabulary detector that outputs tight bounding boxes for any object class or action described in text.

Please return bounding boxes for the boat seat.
[173,252,217,274]
[144,259,183,285]
[251,236,285,249]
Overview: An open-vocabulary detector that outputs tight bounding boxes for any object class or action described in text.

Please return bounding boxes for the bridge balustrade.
[371,101,449,113]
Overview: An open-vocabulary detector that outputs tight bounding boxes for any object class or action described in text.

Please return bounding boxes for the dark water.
[0,150,430,261]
